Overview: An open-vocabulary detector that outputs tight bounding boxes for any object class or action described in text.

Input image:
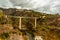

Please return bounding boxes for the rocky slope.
[0,8,60,40]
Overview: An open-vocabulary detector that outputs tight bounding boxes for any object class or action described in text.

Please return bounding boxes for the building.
[35,36,43,40]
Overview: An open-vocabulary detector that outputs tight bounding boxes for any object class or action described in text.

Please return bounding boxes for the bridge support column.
[35,18,37,28]
[19,17,22,29]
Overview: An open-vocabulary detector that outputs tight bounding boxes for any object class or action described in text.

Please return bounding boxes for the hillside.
[0,8,60,40]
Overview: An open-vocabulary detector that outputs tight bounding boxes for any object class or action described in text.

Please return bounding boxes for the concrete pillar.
[19,17,22,29]
[35,18,37,28]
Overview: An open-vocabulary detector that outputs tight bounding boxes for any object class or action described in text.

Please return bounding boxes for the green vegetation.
[0,8,60,40]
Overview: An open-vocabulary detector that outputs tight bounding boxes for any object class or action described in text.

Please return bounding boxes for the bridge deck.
[4,15,40,29]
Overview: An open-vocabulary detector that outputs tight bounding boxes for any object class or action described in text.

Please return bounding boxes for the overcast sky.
[0,0,60,14]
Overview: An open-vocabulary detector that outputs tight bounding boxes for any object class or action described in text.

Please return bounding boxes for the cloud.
[0,0,13,8]
[0,0,60,14]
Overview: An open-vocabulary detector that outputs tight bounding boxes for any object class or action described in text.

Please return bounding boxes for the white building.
[35,36,43,40]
